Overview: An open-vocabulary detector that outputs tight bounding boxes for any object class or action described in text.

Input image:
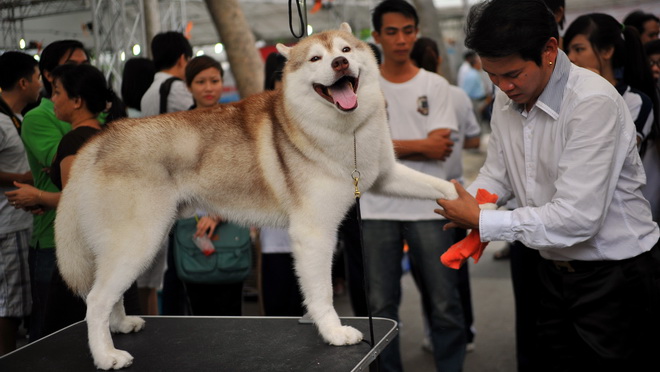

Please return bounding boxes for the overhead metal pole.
[143,0,161,57]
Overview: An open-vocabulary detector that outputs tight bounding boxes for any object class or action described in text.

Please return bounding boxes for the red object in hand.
[440,189,498,269]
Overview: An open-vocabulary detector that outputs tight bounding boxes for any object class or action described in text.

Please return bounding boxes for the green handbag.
[173,217,252,284]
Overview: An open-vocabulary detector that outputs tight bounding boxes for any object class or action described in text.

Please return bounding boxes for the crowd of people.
[1,1,659,372]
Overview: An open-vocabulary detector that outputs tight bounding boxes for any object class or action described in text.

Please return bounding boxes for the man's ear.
[178,54,188,67]
[17,77,28,91]
[543,37,559,64]
[371,30,381,44]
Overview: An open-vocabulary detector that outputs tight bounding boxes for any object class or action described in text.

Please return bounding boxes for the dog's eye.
[310,56,321,62]
[342,47,351,53]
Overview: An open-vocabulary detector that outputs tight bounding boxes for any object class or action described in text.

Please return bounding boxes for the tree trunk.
[411,0,455,84]
[204,0,264,98]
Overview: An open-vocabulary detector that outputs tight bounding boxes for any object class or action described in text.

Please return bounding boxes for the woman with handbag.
[177,55,249,316]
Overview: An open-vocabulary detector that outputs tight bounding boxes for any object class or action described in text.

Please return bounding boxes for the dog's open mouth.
[313,76,359,111]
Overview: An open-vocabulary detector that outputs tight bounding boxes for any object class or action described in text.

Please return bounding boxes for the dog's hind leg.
[289,205,363,346]
[109,297,145,334]
[86,225,168,370]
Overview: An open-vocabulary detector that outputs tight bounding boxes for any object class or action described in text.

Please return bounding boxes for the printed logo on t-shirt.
[417,96,429,116]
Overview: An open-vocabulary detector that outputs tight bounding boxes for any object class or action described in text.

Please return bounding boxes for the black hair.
[411,37,439,73]
[371,0,418,33]
[623,10,660,37]
[51,64,126,123]
[121,58,155,111]
[39,39,88,97]
[564,14,655,105]
[646,39,660,57]
[185,55,224,86]
[264,52,287,91]
[151,31,193,71]
[464,0,558,66]
[540,0,565,29]
[565,13,659,156]
[0,51,39,91]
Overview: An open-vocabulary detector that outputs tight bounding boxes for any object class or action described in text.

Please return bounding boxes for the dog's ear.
[339,22,352,34]
[276,43,291,59]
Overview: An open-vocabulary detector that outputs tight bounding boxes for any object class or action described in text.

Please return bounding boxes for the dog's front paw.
[322,325,363,346]
[93,348,134,370]
[110,316,145,334]
[479,202,498,211]
[441,183,459,200]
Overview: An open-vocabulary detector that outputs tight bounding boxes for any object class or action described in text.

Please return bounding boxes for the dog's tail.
[54,169,96,298]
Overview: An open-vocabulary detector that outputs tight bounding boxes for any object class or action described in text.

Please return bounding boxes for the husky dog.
[55,23,459,369]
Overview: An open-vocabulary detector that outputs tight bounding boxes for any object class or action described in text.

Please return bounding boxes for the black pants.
[339,204,370,317]
[161,231,188,315]
[43,266,140,336]
[536,245,660,372]
[261,253,304,316]
[509,241,542,372]
[184,281,243,316]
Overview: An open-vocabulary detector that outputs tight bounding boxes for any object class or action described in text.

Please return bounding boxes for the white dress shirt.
[469,50,659,261]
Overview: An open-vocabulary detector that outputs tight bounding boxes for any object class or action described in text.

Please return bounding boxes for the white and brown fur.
[55,23,459,369]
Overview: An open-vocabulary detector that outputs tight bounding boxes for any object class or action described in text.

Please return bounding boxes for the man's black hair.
[540,0,565,29]
[39,39,88,96]
[624,10,660,37]
[371,0,418,33]
[646,39,660,57]
[465,0,558,66]
[151,31,193,71]
[0,51,39,91]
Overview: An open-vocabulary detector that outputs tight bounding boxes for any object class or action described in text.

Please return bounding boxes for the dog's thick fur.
[55,23,458,369]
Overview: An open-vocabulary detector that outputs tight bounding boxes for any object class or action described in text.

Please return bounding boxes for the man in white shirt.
[0,51,41,354]
[140,31,194,116]
[436,1,660,371]
[361,1,463,371]
[139,31,193,316]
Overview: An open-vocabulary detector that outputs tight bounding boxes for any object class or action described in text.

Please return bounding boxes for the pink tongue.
[331,83,357,109]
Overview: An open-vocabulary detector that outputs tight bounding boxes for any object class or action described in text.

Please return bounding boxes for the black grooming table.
[0,316,398,371]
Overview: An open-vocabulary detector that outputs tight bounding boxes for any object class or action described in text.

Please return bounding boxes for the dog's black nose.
[332,57,349,72]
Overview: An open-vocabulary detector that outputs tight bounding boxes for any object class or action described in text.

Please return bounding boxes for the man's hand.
[423,129,454,161]
[394,128,454,161]
[435,180,481,230]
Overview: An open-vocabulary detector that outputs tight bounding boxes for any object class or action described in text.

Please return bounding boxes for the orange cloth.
[440,189,498,269]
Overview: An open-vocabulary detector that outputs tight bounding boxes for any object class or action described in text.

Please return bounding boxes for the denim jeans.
[362,220,466,372]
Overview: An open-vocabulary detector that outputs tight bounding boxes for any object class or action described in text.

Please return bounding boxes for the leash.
[288,0,307,38]
[353,134,378,361]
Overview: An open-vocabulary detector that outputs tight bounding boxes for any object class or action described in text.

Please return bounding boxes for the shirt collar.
[508,49,570,120]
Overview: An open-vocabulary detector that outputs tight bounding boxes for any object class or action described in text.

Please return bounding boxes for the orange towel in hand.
[440,189,498,269]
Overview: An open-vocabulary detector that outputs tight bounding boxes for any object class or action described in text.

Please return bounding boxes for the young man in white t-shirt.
[359,1,464,371]
[140,31,194,116]
[139,31,194,316]
[0,51,41,354]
